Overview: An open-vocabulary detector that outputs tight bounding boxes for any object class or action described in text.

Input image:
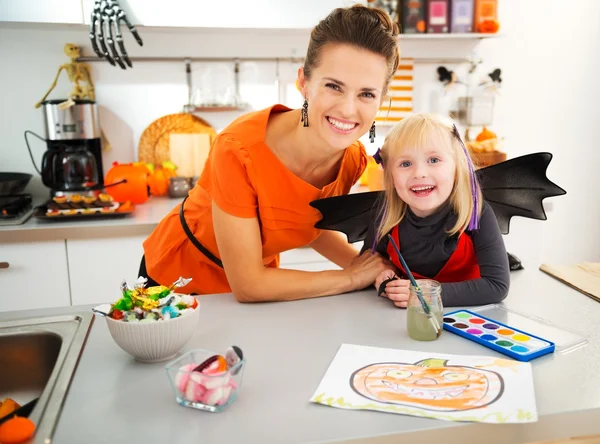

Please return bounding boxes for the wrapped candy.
[96,276,196,322]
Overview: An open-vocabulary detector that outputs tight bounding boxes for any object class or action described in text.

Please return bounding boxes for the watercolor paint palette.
[443,309,555,362]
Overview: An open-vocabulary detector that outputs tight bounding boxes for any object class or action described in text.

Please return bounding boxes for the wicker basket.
[138,113,217,165]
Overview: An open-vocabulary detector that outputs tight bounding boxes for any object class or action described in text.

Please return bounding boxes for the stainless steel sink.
[0,312,94,443]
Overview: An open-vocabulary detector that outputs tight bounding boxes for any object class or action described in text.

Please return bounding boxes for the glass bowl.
[165,348,245,413]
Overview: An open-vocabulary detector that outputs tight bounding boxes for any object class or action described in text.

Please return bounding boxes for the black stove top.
[0,194,34,225]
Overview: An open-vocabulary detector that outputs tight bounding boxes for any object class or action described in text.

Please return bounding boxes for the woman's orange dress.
[142,104,367,295]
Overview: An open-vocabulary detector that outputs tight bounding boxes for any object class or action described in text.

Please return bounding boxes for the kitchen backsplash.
[0,22,505,199]
[3,0,600,268]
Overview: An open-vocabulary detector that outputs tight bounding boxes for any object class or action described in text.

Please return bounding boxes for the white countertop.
[1,269,599,443]
[0,184,376,243]
[0,196,184,242]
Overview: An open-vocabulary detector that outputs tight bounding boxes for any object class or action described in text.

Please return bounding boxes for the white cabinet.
[67,235,147,306]
[0,0,84,24]
[0,240,71,312]
[83,0,365,28]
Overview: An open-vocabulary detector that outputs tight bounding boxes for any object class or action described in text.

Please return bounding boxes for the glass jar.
[406,279,443,341]
[168,177,191,198]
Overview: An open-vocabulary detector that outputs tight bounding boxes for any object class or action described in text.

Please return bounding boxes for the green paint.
[496,340,513,347]
[407,306,443,341]
[415,359,448,368]
[517,410,535,421]
[454,312,471,319]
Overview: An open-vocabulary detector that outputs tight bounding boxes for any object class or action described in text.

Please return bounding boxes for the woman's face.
[298,44,388,150]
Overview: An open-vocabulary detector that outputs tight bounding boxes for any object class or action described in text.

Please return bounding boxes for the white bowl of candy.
[165,346,246,413]
[94,277,200,363]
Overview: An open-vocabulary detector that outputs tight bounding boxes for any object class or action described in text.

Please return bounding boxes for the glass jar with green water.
[406,279,443,341]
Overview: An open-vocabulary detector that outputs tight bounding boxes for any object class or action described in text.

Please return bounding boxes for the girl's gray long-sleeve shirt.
[361,200,510,307]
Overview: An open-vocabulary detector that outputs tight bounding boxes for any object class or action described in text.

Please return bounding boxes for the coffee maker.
[26,99,104,196]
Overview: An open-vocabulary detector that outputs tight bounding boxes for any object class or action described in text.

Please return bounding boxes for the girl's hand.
[375,269,396,293]
[376,271,410,308]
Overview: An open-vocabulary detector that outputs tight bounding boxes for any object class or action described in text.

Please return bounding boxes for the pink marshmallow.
[175,363,196,392]
[192,371,230,390]
[185,379,207,402]
[201,387,225,406]
[220,386,232,405]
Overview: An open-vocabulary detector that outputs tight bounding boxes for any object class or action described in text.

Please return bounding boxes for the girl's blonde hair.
[376,113,482,244]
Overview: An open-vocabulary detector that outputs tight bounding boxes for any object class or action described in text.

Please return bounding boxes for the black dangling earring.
[301,99,309,127]
[369,121,376,143]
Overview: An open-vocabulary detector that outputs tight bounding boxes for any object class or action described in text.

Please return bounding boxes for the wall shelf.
[399,33,502,40]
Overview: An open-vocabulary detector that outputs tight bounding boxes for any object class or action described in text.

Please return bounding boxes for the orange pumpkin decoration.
[351,359,503,412]
[104,162,151,204]
[476,126,497,142]
[477,19,500,33]
[147,166,176,197]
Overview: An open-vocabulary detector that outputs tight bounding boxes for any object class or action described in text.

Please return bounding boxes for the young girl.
[365,113,510,307]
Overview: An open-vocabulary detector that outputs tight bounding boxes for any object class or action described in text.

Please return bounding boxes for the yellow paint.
[512,334,530,342]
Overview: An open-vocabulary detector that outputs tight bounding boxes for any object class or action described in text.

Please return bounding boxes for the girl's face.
[298,43,388,150]
[390,137,456,218]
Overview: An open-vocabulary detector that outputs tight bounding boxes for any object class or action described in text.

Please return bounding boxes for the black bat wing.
[309,190,384,243]
[476,152,566,234]
[309,152,566,242]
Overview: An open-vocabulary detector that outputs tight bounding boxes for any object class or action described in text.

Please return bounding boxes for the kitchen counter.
[1,269,599,444]
[0,184,373,243]
[0,196,183,243]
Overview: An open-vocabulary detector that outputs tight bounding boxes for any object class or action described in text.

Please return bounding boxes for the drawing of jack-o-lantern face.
[351,359,503,412]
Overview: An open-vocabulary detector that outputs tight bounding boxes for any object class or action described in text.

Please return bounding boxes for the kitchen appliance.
[0,194,34,226]
[25,99,105,196]
[0,173,34,226]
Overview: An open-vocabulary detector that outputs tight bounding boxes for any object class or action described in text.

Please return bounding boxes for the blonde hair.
[376,113,482,244]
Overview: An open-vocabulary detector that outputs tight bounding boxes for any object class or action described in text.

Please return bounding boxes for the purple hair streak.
[452,124,480,231]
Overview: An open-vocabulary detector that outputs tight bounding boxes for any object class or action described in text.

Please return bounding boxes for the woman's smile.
[326,116,359,134]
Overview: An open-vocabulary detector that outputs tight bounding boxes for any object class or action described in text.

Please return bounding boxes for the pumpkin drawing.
[350,359,504,412]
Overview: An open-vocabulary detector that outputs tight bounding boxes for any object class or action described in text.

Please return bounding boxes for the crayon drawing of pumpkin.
[350,359,503,412]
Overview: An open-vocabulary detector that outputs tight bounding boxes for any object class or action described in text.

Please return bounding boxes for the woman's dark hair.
[303,4,401,93]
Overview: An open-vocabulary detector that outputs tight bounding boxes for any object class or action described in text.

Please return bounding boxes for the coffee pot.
[25,99,106,195]
[40,143,99,191]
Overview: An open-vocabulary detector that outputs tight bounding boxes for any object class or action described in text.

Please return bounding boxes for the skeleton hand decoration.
[90,0,143,69]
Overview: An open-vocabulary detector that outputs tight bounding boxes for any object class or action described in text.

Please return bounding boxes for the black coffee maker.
[26,99,105,195]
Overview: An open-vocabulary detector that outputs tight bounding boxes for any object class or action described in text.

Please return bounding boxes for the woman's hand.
[375,270,410,308]
[346,251,389,291]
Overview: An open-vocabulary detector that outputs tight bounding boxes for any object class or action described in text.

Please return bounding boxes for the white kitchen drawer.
[0,240,71,312]
[280,241,364,266]
[67,235,147,306]
[284,262,341,272]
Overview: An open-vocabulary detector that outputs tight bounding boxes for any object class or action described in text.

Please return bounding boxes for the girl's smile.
[391,142,456,218]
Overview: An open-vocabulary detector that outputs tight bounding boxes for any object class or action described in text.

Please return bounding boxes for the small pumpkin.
[351,359,503,412]
[147,166,176,197]
[476,126,497,142]
[477,19,500,33]
[104,162,151,204]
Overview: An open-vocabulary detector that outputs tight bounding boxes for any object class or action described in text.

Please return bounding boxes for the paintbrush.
[387,234,442,335]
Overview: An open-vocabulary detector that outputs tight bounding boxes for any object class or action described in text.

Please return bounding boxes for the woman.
[140,4,401,302]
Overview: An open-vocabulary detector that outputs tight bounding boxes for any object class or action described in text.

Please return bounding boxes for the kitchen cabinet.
[0,0,84,24]
[0,240,71,312]
[82,0,366,29]
[67,235,147,306]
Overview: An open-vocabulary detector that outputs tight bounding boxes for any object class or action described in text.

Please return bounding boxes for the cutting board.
[539,263,600,302]
[169,133,211,178]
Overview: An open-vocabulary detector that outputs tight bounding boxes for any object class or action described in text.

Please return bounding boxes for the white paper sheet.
[310,344,538,423]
